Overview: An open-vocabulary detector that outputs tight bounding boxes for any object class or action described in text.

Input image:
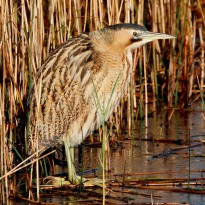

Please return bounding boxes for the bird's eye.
[133,32,138,36]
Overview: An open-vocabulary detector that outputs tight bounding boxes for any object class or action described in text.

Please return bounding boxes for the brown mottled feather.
[29,25,138,149]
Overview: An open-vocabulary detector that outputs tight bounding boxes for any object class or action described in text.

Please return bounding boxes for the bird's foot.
[42,176,104,188]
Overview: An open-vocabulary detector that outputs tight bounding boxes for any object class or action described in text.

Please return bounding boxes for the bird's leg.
[43,136,103,187]
[43,137,84,186]
[64,137,84,184]
[64,138,103,186]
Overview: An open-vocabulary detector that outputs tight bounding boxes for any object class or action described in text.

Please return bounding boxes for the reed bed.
[0,0,204,203]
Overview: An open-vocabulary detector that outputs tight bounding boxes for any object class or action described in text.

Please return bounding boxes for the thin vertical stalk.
[168,49,174,106]
[188,129,191,188]
[152,48,158,108]
[167,0,176,106]
[159,0,165,47]
[1,38,6,205]
[188,15,196,98]
[199,26,205,109]
[28,0,36,200]
[130,73,134,141]
[152,0,158,108]
[1,0,9,202]
[46,0,55,55]
[102,120,106,205]
[143,46,148,128]
[137,0,144,25]
[175,0,189,107]
[98,0,103,26]
[127,84,131,137]
[139,49,143,119]
[117,0,124,24]
[83,0,88,32]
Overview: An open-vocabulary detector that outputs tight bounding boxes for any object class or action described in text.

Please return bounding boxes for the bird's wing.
[29,33,95,147]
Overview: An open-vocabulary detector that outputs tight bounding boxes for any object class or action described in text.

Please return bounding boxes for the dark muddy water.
[10,103,205,204]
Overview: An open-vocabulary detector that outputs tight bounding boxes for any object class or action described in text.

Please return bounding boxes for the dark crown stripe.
[104,23,147,32]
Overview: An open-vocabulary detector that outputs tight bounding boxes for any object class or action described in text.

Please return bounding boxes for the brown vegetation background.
[0,0,204,202]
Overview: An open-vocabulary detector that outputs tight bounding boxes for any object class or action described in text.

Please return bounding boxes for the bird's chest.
[89,52,133,118]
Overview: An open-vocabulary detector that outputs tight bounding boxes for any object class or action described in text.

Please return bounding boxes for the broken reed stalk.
[1,0,205,202]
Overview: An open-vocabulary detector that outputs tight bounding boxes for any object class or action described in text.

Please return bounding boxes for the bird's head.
[91,23,176,51]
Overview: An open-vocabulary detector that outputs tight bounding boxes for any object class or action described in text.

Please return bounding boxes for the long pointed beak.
[136,31,176,41]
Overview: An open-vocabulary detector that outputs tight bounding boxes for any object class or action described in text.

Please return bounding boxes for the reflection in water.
[77,103,205,204]
[10,104,205,204]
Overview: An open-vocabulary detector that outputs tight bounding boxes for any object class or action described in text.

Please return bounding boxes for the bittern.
[29,23,175,185]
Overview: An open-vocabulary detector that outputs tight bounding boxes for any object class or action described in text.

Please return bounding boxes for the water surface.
[10,103,205,204]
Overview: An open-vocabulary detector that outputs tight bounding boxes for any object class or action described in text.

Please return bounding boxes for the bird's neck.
[90,30,124,55]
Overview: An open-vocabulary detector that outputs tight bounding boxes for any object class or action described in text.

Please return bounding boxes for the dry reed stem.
[199,26,204,95]
[0,148,55,181]
[143,46,148,127]
[168,108,175,121]
[0,0,204,201]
